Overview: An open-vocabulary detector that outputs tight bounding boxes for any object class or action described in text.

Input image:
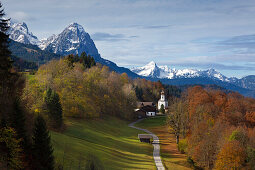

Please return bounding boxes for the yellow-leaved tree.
[215,140,246,170]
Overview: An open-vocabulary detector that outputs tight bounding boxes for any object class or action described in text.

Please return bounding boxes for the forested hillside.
[11,55,37,71]
[167,86,255,169]
[9,39,60,64]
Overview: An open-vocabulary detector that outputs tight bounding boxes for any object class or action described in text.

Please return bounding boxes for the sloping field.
[51,116,155,169]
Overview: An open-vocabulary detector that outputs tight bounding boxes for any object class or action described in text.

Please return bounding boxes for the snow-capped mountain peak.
[146,61,157,67]
[38,22,99,57]
[8,21,40,45]
[131,61,231,82]
[131,61,161,78]
[8,21,100,58]
[203,68,229,82]
[67,22,85,33]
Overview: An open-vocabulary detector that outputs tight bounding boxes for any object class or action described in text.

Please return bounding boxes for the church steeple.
[158,89,168,110]
[161,90,165,101]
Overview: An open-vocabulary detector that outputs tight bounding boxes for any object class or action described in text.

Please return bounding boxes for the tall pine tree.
[44,88,63,129]
[12,98,29,149]
[0,2,11,77]
[32,115,54,170]
[0,2,20,124]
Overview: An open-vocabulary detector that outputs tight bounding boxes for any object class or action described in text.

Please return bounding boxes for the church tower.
[158,90,168,110]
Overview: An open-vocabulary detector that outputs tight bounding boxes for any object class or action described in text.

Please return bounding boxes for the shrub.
[247,147,255,169]
[178,139,188,153]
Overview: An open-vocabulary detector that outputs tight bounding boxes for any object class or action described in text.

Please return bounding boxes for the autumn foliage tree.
[215,140,246,170]
[0,127,23,169]
[167,86,255,169]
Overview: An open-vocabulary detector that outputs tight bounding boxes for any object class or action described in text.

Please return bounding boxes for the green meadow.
[51,116,156,169]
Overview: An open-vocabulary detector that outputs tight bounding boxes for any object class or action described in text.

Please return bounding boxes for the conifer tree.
[0,2,12,80]
[0,2,20,123]
[160,104,165,114]
[44,88,63,128]
[80,52,96,68]
[12,98,29,149]
[32,115,54,170]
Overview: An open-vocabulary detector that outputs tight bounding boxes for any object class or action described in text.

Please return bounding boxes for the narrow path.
[129,119,165,170]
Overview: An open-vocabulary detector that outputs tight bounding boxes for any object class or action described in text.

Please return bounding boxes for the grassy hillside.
[136,117,191,170]
[51,116,155,169]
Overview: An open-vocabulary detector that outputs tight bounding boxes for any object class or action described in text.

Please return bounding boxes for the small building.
[142,105,156,117]
[135,102,156,117]
[138,134,152,143]
[158,90,168,110]
[134,109,146,119]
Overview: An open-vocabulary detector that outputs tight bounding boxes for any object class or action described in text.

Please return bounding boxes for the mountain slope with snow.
[41,23,100,58]
[131,61,229,82]
[8,22,40,45]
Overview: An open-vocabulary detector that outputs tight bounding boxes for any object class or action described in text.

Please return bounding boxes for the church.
[158,90,168,110]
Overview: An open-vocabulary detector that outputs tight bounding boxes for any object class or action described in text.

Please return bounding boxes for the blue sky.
[2,0,255,78]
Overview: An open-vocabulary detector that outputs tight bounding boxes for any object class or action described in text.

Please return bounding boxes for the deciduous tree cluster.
[167,86,255,169]
[23,57,137,120]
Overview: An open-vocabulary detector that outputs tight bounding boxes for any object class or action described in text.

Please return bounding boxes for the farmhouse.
[134,102,156,118]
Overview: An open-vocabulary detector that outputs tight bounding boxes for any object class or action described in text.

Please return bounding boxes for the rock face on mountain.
[8,22,40,45]
[231,75,255,90]
[9,22,100,58]
[40,23,100,59]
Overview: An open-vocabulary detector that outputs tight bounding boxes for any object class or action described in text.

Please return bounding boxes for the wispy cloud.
[143,25,172,29]
[91,32,138,42]
[128,24,172,29]
[217,34,255,50]
[9,11,36,21]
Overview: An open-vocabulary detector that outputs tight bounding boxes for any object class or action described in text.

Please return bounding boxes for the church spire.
[161,90,165,101]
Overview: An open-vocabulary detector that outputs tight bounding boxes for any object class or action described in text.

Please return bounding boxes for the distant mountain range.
[8,21,255,97]
[131,61,255,97]
[131,61,230,81]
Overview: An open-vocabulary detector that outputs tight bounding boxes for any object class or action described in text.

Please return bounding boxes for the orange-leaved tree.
[215,140,246,170]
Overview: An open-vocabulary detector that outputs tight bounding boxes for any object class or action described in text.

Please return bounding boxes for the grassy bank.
[136,116,191,170]
[51,116,155,169]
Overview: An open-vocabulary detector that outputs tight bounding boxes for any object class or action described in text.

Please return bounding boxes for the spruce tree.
[12,98,29,149]
[0,2,19,123]
[160,104,165,114]
[0,2,12,79]
[44,88,63,129]
[32,115,54,170]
